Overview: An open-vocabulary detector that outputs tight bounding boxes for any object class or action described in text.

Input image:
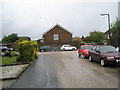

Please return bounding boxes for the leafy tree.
[72,37,83,48]
[110,18,120,47]
[89,31,105,42]
[2,33,18,44]
[111,18,120,36]
[83,31,105,43]
[83,36,93,43]
[75,37,83,43]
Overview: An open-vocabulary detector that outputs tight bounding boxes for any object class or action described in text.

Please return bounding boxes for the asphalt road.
[10,51,119,88]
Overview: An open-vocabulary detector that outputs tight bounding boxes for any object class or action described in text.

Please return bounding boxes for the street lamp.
[100,14,111,45]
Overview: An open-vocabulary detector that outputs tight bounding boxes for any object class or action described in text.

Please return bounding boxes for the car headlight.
[107,57,114,59]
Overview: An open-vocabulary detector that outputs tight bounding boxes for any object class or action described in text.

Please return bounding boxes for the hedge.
[17,40,38,62]
[95,42,104,45]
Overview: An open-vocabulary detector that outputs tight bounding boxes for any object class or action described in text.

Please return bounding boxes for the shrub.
[95,42,104,45]
[17,40,38,62]
[10,51,19,57]
[4,50,10,56]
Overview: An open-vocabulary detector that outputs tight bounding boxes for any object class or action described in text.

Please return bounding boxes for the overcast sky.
[1,0,119,40]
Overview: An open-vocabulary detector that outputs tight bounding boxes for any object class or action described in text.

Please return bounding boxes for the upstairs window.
[53,34,59,40]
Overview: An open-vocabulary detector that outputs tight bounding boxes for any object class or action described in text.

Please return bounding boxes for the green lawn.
[0,56,18,65]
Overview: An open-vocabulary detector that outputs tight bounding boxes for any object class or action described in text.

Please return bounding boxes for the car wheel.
[89,56,93,62]
[82,55,86,59]
[63,48,65,51]
[84,55,88,59]
[41,50,44,52]
[72,48,75,51]
[79,53,81,57]
[100,59,106,67]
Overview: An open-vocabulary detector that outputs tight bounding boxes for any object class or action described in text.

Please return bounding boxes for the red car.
[89,45,120,67]
[78,45,94,59]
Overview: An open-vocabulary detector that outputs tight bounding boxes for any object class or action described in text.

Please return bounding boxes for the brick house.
[43,24,72,46]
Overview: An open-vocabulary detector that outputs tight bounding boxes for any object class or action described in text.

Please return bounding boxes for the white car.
[61,45,77,51]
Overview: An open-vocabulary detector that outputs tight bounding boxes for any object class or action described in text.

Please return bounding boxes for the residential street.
[10,51,119,88]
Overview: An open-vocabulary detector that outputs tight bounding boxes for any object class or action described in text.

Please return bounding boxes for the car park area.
[10,51,119,88]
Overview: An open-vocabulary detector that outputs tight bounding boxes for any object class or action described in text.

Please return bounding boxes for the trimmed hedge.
[17,40,38,62]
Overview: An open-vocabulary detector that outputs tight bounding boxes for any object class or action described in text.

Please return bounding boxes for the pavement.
[1,64,29,89]
[9,51,119,88]
[1,64,29,80]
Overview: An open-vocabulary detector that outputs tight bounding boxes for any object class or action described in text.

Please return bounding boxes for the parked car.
[85,43,96,46]
[89,45,120,67]
[61,45,77,51]
[78,45,94,58]
[0,46,13,52]
[40,46,56,52]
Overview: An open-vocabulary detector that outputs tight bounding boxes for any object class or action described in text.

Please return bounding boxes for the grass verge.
[0,56,18,65]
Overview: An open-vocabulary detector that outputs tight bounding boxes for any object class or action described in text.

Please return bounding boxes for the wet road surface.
[10,51,119,88]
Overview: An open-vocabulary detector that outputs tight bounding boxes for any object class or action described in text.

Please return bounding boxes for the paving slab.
[0,64,29,80]
[0,64,29,89]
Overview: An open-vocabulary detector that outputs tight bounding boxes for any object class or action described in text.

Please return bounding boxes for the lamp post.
[100,14,111,45]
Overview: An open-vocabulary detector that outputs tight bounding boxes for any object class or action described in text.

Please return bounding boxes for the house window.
[53,34,59,40]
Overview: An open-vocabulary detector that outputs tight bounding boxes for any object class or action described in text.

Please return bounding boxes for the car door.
[67,45,72,50]
[94,46,101,61]
[79,46,83,54]
[90,46,96,60]
[64,45,68,50]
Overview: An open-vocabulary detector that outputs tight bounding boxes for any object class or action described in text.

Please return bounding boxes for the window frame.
[53,34,59,40]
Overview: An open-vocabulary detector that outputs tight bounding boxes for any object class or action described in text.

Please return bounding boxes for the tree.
[110,18,120,47]
[83,36,93,43]
[75,37,83,43]
[2,33,18,44]
[72,37,83,48]
[83,31,105,43]
[89,31,105,42]
[111,18,120,36]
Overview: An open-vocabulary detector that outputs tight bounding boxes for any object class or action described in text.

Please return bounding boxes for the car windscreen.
[82,46,93,50]
[40,46,50,49]
[100,46,117,53]
[87,43,96,45]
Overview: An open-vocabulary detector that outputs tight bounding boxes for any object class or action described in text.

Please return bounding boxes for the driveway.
[10,51,119,88]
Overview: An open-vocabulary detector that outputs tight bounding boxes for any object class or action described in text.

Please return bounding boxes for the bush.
[17,40,38,62]
[95,42,104,45]
[10,51,19,57]
[16,57,20,62]
[4,50,10,56]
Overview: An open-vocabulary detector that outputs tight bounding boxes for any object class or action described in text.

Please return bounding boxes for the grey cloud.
[1,0,118,40]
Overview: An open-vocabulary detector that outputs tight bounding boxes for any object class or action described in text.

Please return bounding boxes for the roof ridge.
[43,24,72,36]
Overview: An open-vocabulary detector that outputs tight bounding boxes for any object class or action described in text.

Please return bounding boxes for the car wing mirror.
[96,51,100,53]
